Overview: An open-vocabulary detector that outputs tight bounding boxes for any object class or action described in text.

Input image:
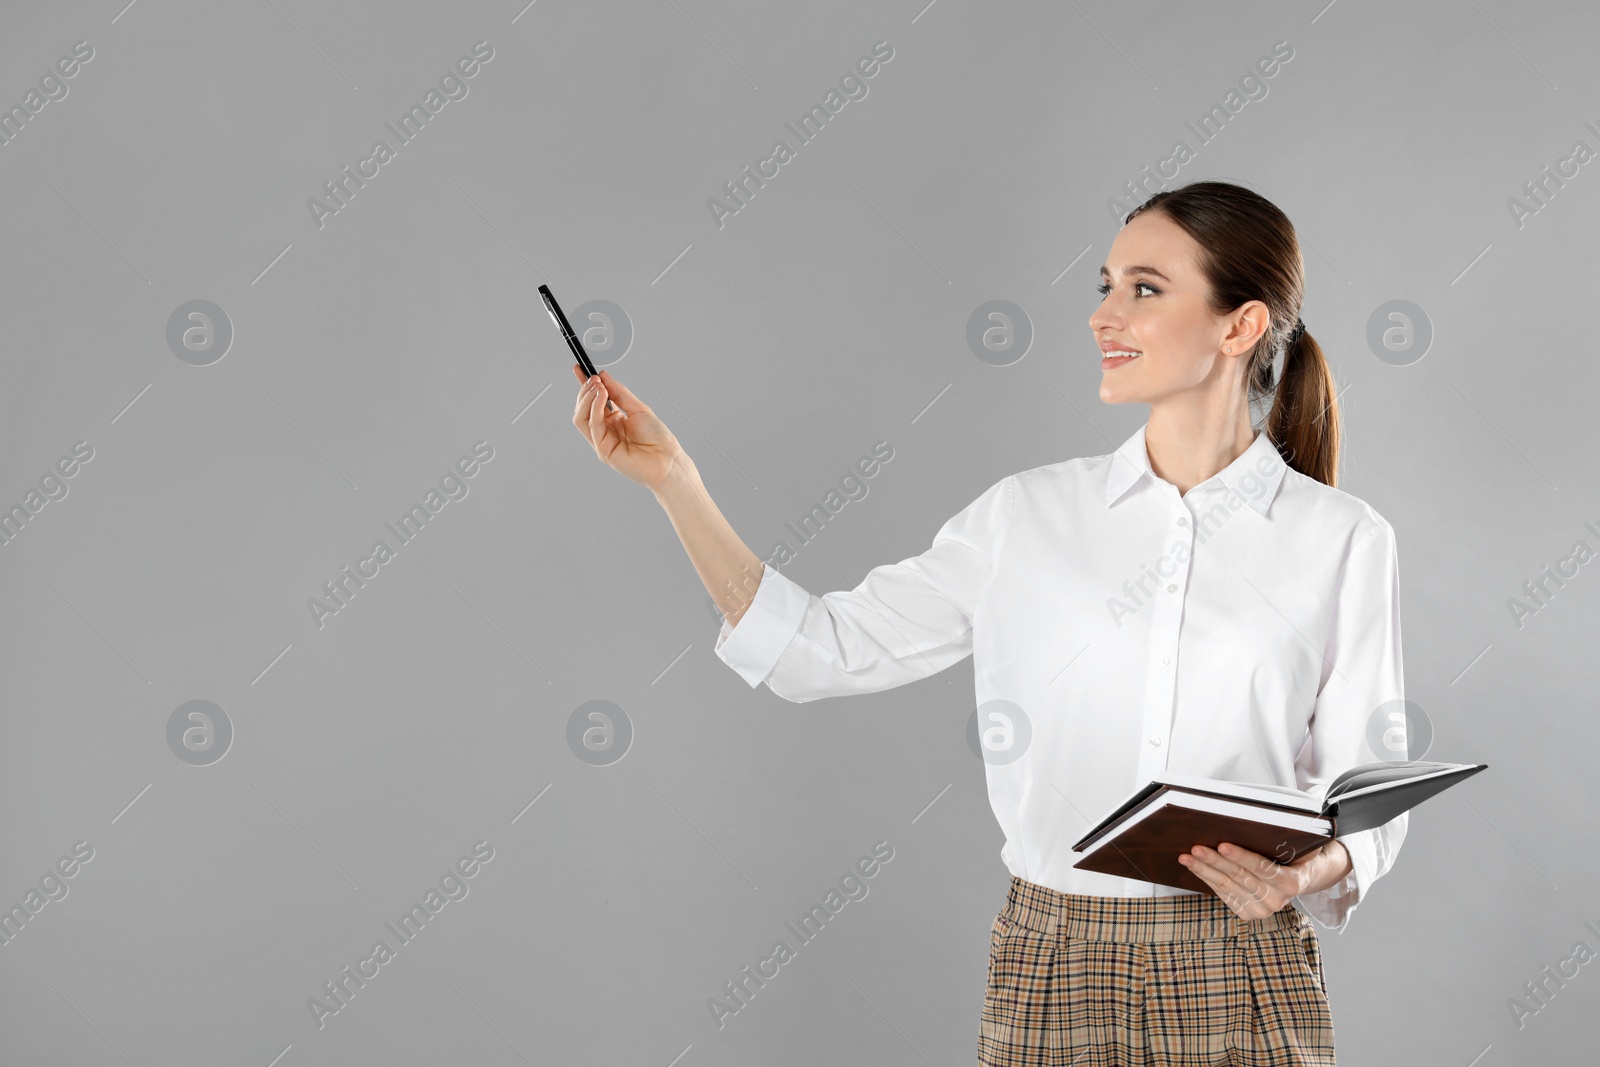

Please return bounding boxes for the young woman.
[571,180,1406,1066]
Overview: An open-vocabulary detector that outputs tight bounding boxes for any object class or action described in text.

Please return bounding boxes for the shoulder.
[938,453,1108,545]
[1008,449,1116,493]
[1276,465,1395,549]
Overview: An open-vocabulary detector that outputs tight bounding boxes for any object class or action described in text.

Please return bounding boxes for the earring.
[1225,346,1231,353]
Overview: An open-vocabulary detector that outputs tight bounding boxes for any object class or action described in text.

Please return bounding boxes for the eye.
[1096,281,1160,297]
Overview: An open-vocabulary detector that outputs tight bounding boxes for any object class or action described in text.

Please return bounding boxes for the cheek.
[1134,316,1180,353]
[1123,307,1220,389]
[1150,341,1214,385]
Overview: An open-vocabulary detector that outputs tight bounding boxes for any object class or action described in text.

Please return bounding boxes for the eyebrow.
[1099,264,1171,282]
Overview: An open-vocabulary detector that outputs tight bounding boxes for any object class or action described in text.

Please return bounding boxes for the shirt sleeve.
[1292,517,1409,933]
[713,474,1015,703]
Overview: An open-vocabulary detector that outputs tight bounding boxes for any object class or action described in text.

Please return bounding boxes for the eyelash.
[1096,282,1159,298]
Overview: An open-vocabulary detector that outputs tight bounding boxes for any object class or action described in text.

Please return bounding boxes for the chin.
[1099,384,1142,405]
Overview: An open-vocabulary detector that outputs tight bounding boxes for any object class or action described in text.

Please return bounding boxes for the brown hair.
[1125,181,1340,487]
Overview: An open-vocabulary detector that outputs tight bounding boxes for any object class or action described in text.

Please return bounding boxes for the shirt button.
[1177,517,1189,527]
[1161,655,1170,666]
[1167,583,1177,593]
[1148,735,1162,747]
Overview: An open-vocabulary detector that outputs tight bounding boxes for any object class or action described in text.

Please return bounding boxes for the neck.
[1144,396,1255,496]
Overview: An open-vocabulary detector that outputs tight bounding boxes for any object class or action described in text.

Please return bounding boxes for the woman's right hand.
[570,364,687,493]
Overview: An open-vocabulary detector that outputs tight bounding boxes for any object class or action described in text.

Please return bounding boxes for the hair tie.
[1288,318,1306,344]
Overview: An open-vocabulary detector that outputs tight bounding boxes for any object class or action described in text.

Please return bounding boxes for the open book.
[1069,760,1487,895]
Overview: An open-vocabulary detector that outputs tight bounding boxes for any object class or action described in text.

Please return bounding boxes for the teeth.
[1104,351,1141,358]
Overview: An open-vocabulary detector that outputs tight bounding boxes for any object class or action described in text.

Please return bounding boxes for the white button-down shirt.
[714,422,1407,932]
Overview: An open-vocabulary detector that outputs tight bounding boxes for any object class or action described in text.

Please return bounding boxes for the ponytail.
[1261,326,1340,487]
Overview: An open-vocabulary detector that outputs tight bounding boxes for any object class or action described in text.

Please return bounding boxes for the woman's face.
[1088,210,1262,407]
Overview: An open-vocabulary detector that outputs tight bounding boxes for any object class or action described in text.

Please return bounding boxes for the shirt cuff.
[1294,831,1377,934]
[713,564,810,688]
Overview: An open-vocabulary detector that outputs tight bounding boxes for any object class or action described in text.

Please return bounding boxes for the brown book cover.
[1071,760,1488,895]
[1071,800,1332,896]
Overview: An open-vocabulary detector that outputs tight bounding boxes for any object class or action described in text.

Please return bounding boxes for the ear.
[1222,300,1272,354]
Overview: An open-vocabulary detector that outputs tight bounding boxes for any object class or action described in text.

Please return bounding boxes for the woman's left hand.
[1178,841,1319,920]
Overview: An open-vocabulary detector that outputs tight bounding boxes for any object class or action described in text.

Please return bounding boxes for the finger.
[1181,855,1227,898]
[1192,845,1251,882]
[1203,845,1279,893]
[1212,865,1275,912]
[1194,847,1270,903]
[1185,854,1243,903]
[595,370,646,415]
[573,374,598,426]
[1216,842,1274,872]
[587,375,611,443]
[1230,854,1288,907]
[1180,852,1220,886]
[1184,859,1251,917]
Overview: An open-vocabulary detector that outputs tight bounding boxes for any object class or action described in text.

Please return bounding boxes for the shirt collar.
[1104,422,1288,516]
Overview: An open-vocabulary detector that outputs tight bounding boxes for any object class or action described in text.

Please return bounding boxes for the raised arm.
[570,367,766,627]
[573,366,1013,703]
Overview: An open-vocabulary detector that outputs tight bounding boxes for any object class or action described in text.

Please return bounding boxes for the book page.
[1168,793,1333,835]
[1107,793,1333,839]
[1153,770,1321,812]
[1325,760,1466,800]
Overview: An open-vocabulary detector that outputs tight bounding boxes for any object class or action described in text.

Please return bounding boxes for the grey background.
[1,1,1596,1064]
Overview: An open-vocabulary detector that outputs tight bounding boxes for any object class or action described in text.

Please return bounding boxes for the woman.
[570,180,1406,1066]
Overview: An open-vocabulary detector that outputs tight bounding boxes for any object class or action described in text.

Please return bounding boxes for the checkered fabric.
[979,875,1335,1066]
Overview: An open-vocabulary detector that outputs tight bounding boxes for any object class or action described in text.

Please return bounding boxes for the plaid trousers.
[979,876,1335,1066]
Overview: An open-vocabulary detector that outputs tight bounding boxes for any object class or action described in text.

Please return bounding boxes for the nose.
[1089,297,1121,336]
